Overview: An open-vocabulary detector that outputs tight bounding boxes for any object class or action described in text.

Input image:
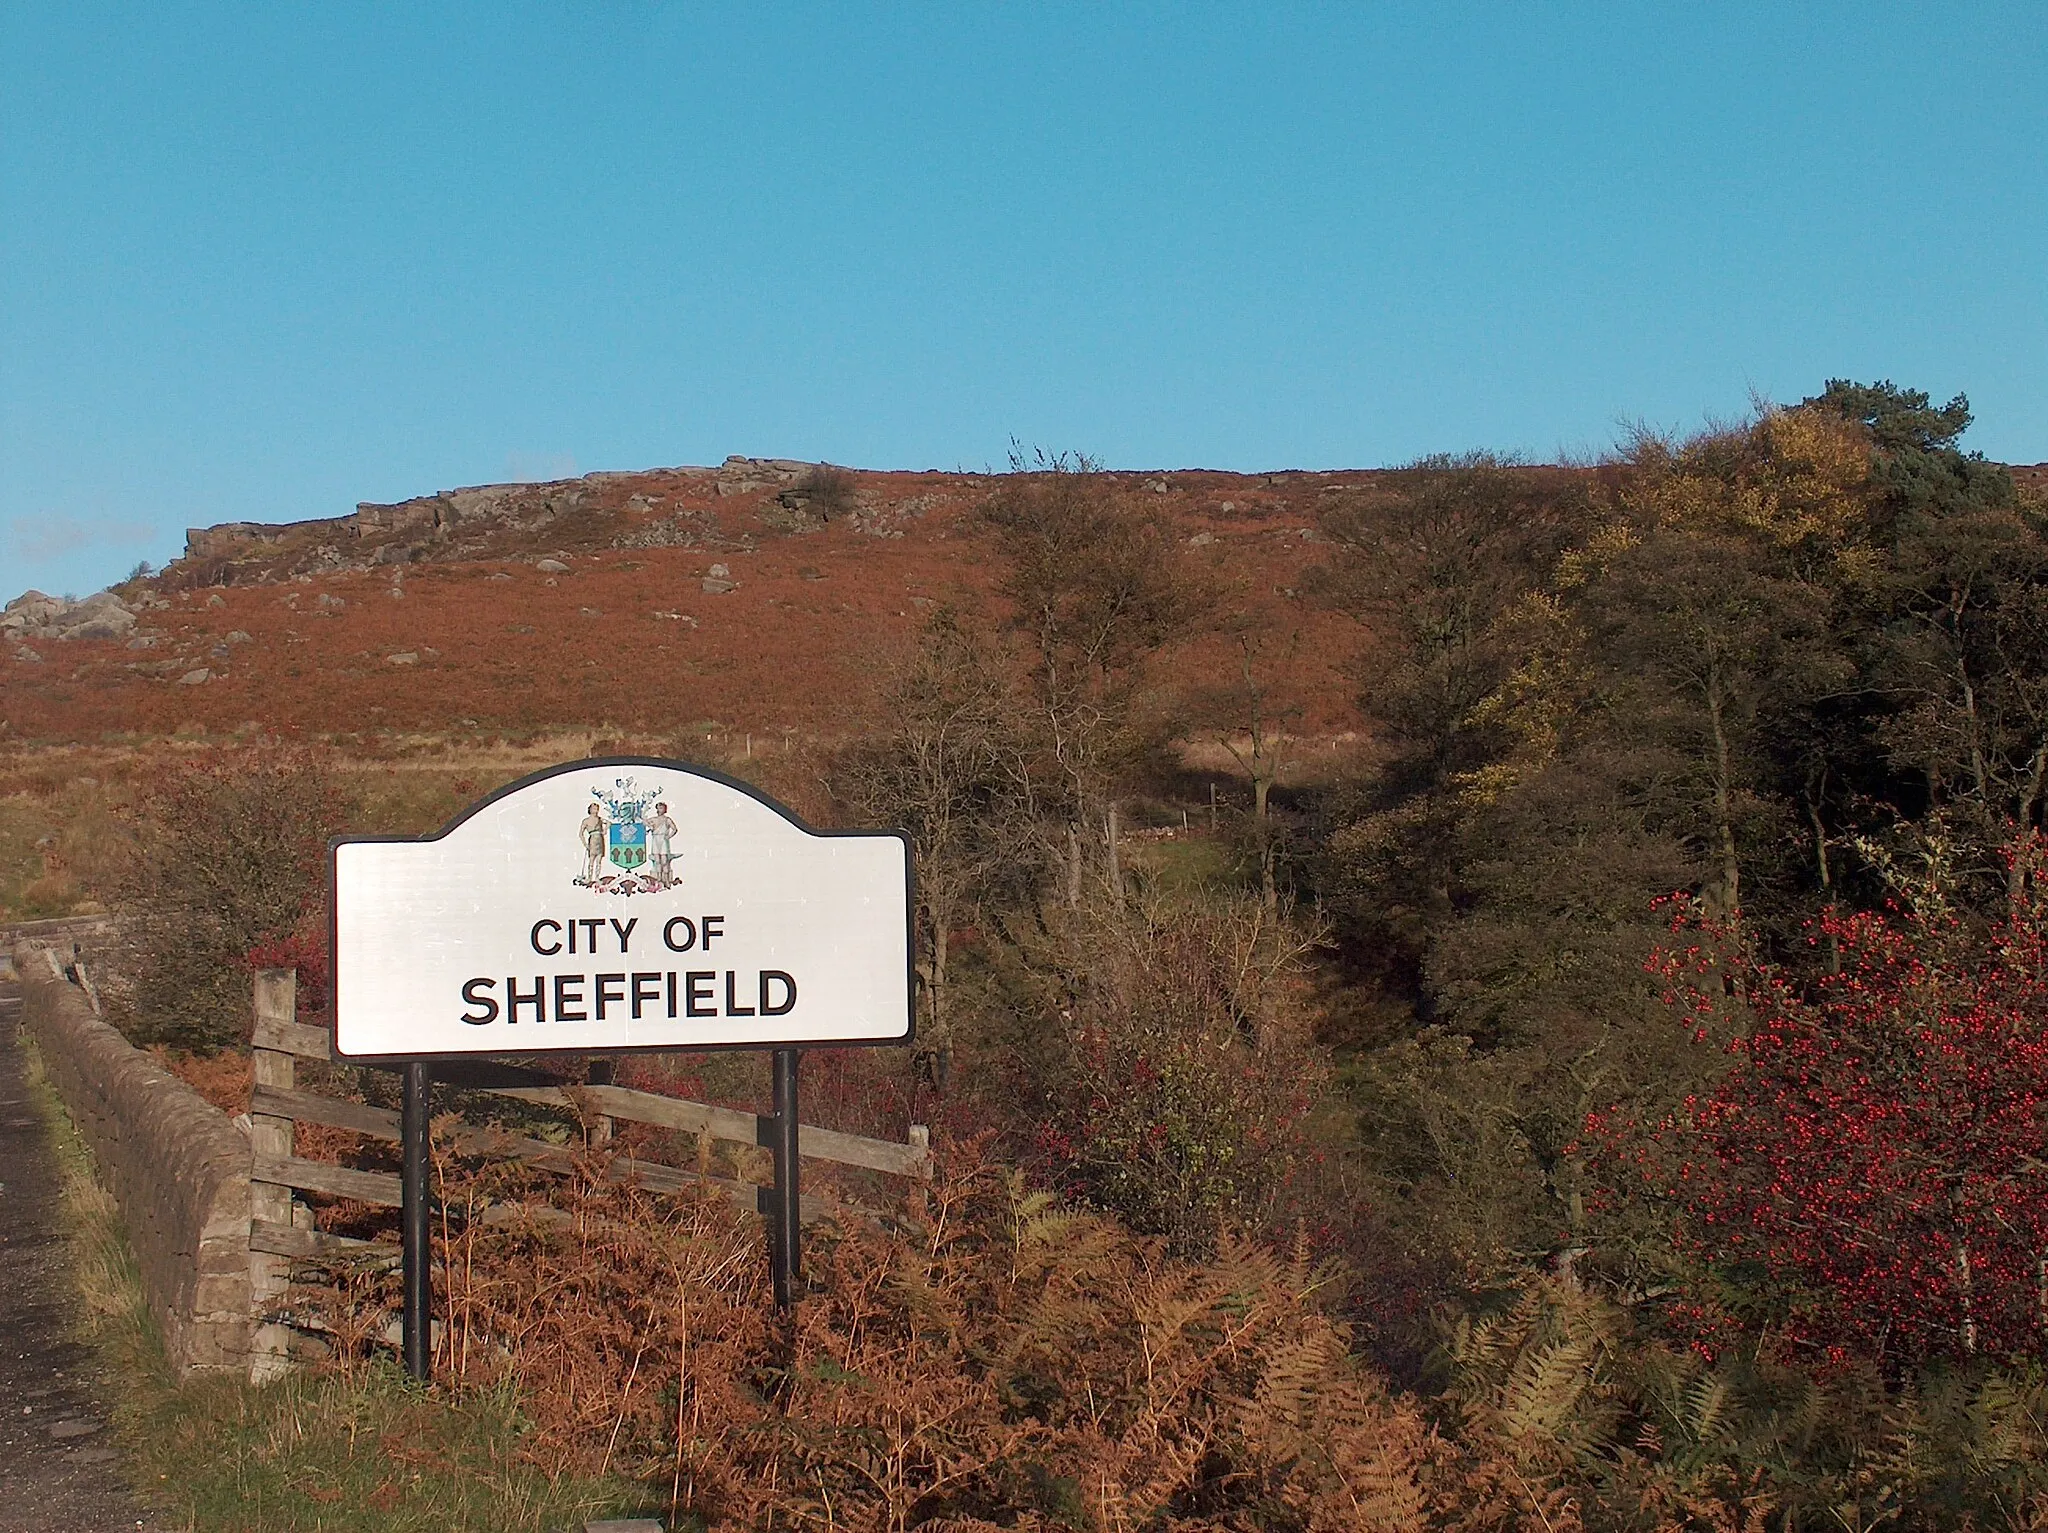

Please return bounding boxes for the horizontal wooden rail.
[253,1014,335,1060]
[252,1084,396,1139]
[249,1102,843,1225]
[489,1083,757,1144]
[254,1153,403,1207]
[253,1085,589,1180]
[247,1021,931,1179]
[487,1083,931,1177]
[250,1219,397,1264]
[251,1149,838,1225]
[487,1072,929,1170]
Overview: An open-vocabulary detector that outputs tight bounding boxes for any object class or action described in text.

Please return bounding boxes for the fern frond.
[1499,1333,1601,1444]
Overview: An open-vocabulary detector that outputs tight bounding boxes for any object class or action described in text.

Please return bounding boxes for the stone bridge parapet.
[12,943,251,1376]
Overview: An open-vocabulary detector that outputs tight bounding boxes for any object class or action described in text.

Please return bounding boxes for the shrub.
[1013,894,1330,1254]
[1589,849,2048,1364]
[797,463,858,521]
[1438,1273,2048,1531]
[110,743,352,1048]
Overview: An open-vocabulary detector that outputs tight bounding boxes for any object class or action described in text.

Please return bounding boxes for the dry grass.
[124,1367,649,1533]
[0,768,131,921]
[22,1034,148,1338]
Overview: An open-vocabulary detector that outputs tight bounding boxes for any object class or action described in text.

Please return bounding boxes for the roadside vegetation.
[21,1024,647,1531]
[10,377,2048,1528]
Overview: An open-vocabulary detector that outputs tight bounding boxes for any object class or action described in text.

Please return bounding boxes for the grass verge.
[21,1036,657,1532]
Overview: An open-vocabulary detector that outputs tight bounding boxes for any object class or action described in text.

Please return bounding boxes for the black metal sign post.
[400,1060,433,1381]
[770,1048,802,1308]
[398,1045,807,1379]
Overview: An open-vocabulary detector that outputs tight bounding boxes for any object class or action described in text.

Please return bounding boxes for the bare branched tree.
[1199,618,1304,910]
[981,457,1195,904]
[829,608,1039,1088]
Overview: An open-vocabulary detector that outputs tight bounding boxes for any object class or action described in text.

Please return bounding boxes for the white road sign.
[331,758,913,1059]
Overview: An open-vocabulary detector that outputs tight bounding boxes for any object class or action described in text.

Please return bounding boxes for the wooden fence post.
[248,968,298,1380]
[587,1057,615,1147]
[908,1124,931,1218]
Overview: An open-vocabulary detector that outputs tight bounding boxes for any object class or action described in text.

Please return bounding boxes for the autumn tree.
[1309,454,1584,997]
[1578,426,1852,921]
[1314,422,1871,1298]
[1318,454,1576,804]
[1305,456,1674,1291]
[1802,383,2048,909]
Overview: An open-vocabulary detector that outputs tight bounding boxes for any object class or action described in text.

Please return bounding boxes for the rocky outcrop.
[134,459,843,590]
[714,455,811,497]
[181,519,338,563]
[351,482,545,542]
[1,590,139,642]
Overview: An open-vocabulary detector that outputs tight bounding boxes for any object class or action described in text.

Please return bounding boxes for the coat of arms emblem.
[576,777,679,894]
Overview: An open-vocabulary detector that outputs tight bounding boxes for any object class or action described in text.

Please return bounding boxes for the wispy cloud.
[2,513,161,562]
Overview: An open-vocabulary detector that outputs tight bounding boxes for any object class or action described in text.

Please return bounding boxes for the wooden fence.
[244,969,930,1373]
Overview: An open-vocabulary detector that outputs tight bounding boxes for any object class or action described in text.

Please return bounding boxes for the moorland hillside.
[0,457,1444,745]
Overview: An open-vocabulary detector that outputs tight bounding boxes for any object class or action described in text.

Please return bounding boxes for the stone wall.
[14,945,251,1376]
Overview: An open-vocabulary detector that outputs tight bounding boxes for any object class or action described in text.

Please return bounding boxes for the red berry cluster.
[1590,843,2048,1363]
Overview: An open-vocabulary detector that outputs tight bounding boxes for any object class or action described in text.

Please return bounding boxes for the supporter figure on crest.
[646,801,679,888]
[578,802,607,885]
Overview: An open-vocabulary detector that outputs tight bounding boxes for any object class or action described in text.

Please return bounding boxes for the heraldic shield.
[609,816,647,870]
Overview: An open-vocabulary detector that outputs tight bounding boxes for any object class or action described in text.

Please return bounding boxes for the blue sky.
[4,3,2045,598]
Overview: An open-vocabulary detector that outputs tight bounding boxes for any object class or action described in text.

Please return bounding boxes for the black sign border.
[327,754,917,1062]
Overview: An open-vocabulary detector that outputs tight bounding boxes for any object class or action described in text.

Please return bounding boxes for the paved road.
[0,956,158,1532]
